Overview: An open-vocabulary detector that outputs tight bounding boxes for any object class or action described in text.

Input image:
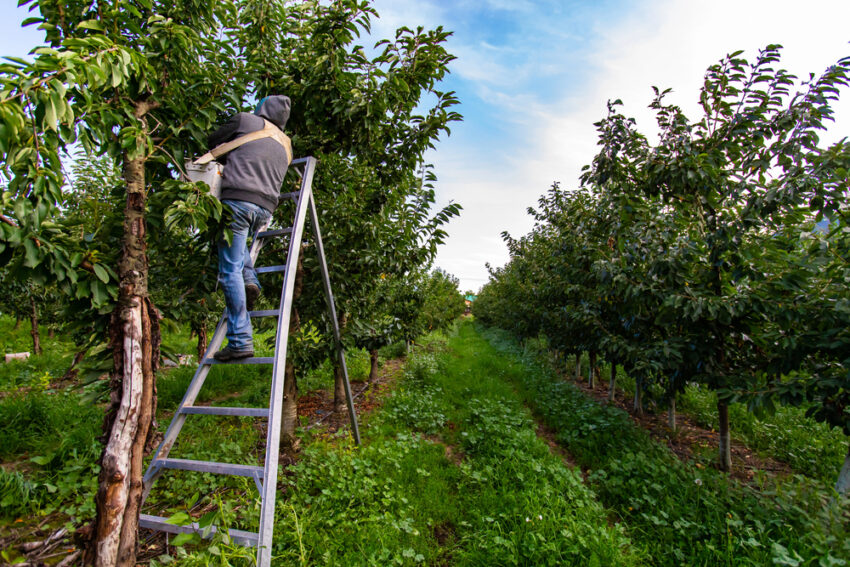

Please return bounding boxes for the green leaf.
[93,263,109,283]
[170,532,198,547]
[77,20,105,32]
[23,238,40,268]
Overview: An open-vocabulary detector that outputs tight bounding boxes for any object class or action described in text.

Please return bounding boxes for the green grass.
[165,321,637,566]
[479,325,850,566]
[0,390,102,523]
[0,315,76,393]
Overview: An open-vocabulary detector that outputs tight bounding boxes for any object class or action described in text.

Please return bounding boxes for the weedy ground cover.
[480,325,850,566]
[165,322,637,566]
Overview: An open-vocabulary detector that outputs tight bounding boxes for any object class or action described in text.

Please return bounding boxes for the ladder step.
[157,458,264,478]
[203,357,274,365]
[278,191,299,201]
[257,227,292,238]
[180,406,270,418]
[256,265,286,274]
[139,514,258,548]
[249,309,279,318]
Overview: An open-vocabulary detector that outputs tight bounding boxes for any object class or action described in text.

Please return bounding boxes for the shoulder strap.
[194,119,292,165]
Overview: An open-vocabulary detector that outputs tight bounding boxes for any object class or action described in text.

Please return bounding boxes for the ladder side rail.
[307,192,362,445]
[141,314,228,498]
[142,216,271,500]
[255,157,317,567]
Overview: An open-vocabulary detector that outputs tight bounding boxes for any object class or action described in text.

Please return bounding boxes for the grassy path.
[252,320,638,566]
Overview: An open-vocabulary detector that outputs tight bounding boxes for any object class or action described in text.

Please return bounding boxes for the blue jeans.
[218,199,272,350]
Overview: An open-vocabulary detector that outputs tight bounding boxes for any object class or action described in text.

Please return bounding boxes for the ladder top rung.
[156,458,264,478]
[180,406,270,418]
[257,227,293,238]
[139,514,258,548]
[203,356,275,365]
[278,191,299,201]
[256,265,286,274]
[249,309,279,318]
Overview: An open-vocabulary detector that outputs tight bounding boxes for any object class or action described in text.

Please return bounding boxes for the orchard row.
[474,46,850,492]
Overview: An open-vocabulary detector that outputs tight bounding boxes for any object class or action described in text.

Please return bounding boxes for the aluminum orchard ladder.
[139,157,361,566]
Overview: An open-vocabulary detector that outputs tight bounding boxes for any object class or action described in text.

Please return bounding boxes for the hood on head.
[255,95,291,130]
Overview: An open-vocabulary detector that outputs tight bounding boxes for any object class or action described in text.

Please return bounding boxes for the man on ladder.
[208,95,293,361]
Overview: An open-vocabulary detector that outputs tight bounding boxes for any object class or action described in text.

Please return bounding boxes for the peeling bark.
[718,401,731,472]
[87,100,161,567]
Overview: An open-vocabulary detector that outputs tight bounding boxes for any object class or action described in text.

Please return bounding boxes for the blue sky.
[3,1,850,291]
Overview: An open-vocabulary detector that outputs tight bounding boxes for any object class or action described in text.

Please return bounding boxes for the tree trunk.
[62,348,88,382]
[87,102,161,567]
[836,445,850,495]
[369,349,379,382]
[280,246,305,450]
[588,350,596,388]
[30,295,41,355]
[48,327,55,338]
[668,396,676,430]
[633,376,643,417]
[333,364,346,412]
[608,362,616,402]
[574,353,581,381]
[14,317,21,331]
[718,400,731,472]
[333,313,349,414]
[194,323,208,362]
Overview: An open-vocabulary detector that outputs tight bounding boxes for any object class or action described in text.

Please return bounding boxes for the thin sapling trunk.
[333,312,349,413]
[588,350,596,388]
[280,246,305,450]
[633,376,643,417]
[718,400,732,472]
[608,362,616,402]
[369,349,379,382]
[836,445,850,495]
[194,323,208,362]
[30,295,41,355]
[668,396,676,430]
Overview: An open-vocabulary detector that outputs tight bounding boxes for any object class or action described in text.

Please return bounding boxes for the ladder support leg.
[307,194,361,445]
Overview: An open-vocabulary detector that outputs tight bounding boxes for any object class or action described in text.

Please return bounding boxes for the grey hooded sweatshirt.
[207,95,292,213]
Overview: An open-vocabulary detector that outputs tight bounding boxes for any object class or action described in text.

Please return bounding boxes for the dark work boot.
[213,345,254,362]
[245,283,260,311]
